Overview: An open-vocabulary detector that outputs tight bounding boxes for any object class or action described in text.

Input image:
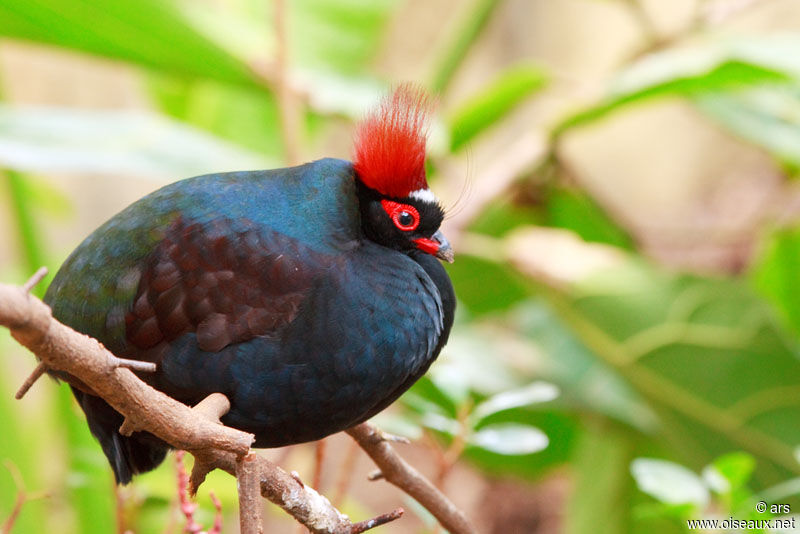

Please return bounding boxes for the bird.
[43,85,456,484]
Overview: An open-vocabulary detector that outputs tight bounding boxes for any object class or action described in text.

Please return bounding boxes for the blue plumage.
[45,157,455,483]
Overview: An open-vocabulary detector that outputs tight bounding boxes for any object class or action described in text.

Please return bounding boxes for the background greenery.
[2,0,800,532]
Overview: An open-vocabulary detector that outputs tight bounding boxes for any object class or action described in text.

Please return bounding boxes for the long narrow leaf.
[0,0,262,87]
[449,64,547,151]
[0,105,272,178]
[553,35,800,137]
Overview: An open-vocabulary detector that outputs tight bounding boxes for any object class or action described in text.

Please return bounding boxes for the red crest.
[353,84,432,198]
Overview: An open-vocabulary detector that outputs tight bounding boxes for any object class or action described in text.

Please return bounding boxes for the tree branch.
[346,423,478,534]
[0,272,471,533]
[236,452,263,534]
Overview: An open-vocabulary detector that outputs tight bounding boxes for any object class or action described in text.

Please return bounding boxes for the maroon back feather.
[125,217,323,354]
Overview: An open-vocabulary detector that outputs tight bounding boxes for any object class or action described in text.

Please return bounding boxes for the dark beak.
[432,230,454,263]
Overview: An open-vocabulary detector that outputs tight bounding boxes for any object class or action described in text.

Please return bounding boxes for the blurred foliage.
[628,451,797,532]
[2,0,800,533]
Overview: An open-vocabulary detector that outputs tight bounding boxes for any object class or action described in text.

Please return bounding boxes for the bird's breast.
[218,243,446,446]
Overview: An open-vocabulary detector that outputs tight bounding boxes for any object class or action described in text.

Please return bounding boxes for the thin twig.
[21,267,47,294]
[624,0,661,48]
[313,439,327,491]
[625,0,769,62]
[444,131,548,243]
[274,0,302,165]
[350,508,404,534]
[333,439,360,506]
[115,483,128,534]
[176,451,205,534]
[107,355,157,373]
[430,0,503,92]
[436,401,471,488]
[0,461,26,534]
[208,493,223,534]
[14,362,47,400]
[347,423,477,534]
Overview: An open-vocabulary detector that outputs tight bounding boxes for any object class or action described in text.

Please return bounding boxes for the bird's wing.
[125,216,334,353]
[45,158,359,357]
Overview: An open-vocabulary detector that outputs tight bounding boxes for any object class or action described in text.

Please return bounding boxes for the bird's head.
[352,85,453,263]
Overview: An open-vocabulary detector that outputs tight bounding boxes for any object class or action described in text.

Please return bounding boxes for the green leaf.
[695,84,800,171]
[545,186,635,250]
[751,226,800,337]
[148,77,289,160]
[704,452,756,494]
[4,171,48,285]
[290,0,398,74]
[400,388,453,418]
[508,227,800,485]
[467,195,544,237]
[444,255,530,316]
[0,339,48,534]
[565,422,637,534]
[428,364,471,407]
[0,0,262,87]
[631,458,709,507]
[430,0,503,92]
[471,381,559,423]
[370,412,424,441]
[0,105,271,177]
[180,0,397,76]
[553,35,800,137]
[509,300,659,432]
[462,407,578,479]
[468,423,549,455]
[448,64,548,151]
[431,326,525,398]
[56,386,116,534]
[421,412,463,436]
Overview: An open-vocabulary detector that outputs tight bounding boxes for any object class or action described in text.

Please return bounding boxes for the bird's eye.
[380,200,420,231]
[398,211,414,227]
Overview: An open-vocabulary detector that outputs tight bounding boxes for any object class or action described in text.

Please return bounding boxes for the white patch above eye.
[409,188,437,204]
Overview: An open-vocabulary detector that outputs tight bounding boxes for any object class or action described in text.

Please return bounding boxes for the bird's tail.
[71,387,168,484]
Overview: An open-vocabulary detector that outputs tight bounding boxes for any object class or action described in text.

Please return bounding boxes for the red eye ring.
[381,199,420,231]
